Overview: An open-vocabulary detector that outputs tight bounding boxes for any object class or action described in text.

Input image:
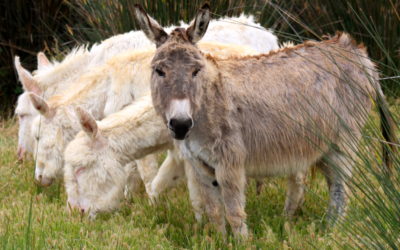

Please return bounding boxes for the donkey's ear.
[37,52,51,70]
[15,56,42,95]
[133,4,168,47]
[75,106,98,139]
[29,93,54,118]
[186,3,211,44]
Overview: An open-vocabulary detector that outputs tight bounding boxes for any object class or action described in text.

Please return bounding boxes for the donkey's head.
[29,94,80,186]
[29,94,62,186]
[134,4,211,140]
[64,107,127,215]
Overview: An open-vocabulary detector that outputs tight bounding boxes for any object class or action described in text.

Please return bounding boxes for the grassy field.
[0,102,398,248]
[0,119,340,249]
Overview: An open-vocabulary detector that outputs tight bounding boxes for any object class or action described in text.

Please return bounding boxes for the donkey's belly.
[180,135,322,178]
[245,154,318,178]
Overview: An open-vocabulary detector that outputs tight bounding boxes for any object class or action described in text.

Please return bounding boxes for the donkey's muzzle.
[35,174,54,187]
[168,118,193,140]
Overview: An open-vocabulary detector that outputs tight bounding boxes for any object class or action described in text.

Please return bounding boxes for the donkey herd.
[13,3,396,238]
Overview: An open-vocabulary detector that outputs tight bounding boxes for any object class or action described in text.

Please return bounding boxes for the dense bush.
[0,0,85,116]
[0,0,399,115]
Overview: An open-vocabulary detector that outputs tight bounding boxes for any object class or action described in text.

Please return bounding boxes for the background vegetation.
[0,0,399,115]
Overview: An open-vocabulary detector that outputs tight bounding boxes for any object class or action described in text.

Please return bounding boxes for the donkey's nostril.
[38,174,43,180]
[168,118,193,140]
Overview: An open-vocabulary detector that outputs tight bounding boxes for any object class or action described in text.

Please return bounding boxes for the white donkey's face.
[15,93,39,159]
[32,115,65,186]
[64,108,126,215]
[29,94,77,186]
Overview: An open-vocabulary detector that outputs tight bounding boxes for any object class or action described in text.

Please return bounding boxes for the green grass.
[1,105,398,248]
[0,118,353,249]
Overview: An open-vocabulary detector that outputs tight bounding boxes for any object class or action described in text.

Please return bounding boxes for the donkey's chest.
[177,138,217,177]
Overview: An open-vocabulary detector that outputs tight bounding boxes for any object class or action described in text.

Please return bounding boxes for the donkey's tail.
[376,92,397,170]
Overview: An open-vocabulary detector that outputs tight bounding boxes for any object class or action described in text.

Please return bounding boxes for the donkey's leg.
[255,179,264,195]
[149,149,185,201]
[319,150,354,225]
[216,165,248,237]
[186,161,226,234]
[124,162,143,199]
[64,163,80,213]
[184,162,204,222]
[284,171,306,217]
[136,154,159,196]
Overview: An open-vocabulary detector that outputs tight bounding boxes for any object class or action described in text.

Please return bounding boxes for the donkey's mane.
[204,32,366,61]
[34,46,90,88]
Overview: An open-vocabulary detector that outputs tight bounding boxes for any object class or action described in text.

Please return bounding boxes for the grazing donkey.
[14,49,93,160]
[64,95,172,215]
[134,4,397,237]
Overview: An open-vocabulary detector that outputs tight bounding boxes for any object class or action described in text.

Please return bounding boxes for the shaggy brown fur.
[134,4,397,237]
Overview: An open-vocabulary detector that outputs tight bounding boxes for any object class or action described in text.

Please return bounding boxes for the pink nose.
[35,175,54,187]
[17,146,26,161]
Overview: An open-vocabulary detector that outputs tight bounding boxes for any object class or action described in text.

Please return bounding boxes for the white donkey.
[15,29,158,161]
[15,49,92,160]
[64,95,172,215]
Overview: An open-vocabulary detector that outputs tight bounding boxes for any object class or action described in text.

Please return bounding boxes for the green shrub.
[1,0,399,115]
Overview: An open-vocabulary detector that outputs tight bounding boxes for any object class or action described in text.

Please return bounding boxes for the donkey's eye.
[155,68,165,77]
[192,68,201,77]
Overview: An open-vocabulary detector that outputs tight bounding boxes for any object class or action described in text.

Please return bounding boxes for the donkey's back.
[215,33,379,175]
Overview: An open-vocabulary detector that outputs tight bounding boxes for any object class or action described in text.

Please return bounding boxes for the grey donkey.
[133,3,397,237]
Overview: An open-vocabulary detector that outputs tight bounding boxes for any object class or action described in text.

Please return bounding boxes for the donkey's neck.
[99,96,172,165]
[191,61,234,142]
